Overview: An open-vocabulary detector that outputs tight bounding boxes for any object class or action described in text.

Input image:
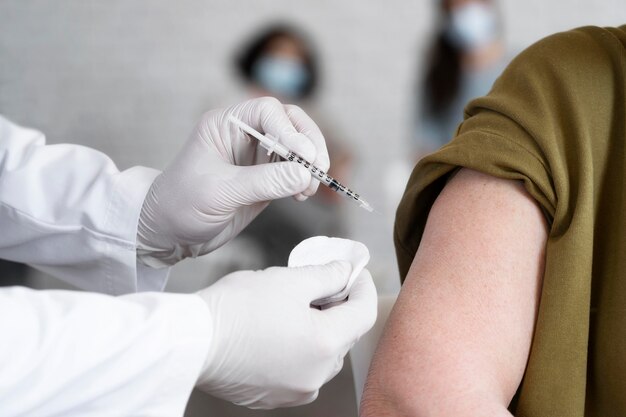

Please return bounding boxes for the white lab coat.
[0,116,212,416]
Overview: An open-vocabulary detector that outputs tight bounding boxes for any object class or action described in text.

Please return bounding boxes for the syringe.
[229,115,374,212]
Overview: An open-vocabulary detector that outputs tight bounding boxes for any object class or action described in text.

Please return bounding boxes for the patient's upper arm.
[361,168,548,416]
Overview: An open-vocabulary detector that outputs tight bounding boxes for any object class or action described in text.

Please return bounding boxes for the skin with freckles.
[360,168,548,417]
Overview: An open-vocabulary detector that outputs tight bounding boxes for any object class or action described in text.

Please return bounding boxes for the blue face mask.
[252,56,310,99]
[445,3,498,51]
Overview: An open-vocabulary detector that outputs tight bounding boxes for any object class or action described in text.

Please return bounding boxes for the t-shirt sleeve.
[394,25,626,280]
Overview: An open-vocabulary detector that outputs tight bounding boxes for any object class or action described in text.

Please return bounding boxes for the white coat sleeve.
[0,115,167,294]
[0,286,212,417]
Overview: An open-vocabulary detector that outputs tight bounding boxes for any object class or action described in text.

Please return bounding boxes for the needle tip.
[360,202,375,213]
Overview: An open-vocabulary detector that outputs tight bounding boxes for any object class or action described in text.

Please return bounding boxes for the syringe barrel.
[286,151,360,201]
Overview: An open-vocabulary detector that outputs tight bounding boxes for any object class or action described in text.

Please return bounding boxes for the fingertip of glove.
[317,153,331,172]
[350,271,379,325]
[327,260,353,276]
[352,269,377,297]
[291,132,317,163]
[284,163,311,190]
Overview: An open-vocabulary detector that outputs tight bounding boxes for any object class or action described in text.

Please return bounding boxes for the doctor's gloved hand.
[195,262,377,409]
[136,97,329,268]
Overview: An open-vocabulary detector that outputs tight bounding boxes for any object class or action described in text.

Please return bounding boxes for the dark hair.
[235,24,319,99]
[423,0,500,116]
[422,2,463,116]
[423,34,462,116]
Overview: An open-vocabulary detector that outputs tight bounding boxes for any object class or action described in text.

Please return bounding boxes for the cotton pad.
[288,236,370,307]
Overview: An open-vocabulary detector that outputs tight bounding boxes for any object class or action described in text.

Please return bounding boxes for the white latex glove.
[195,262,378,409]
[137,97,330,268]
[289,236,370,307]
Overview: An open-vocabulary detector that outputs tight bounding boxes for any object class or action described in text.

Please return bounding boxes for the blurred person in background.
[414,0,509,158]
[236,24,318,103]
[233,24,353,267]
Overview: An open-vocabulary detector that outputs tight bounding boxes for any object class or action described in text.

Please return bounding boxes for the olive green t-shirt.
[394,25,626,417]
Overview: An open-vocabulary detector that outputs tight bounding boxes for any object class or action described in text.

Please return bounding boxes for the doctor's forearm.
[0,115,166,294]
[0,287,210,416]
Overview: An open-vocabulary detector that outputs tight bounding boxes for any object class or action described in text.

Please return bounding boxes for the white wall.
[1,0,625,292]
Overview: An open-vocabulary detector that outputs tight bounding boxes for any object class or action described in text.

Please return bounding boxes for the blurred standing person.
[233,24,353,267]
[415,0,508,158]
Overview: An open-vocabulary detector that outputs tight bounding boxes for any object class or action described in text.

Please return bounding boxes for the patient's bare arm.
[360,168,548,417]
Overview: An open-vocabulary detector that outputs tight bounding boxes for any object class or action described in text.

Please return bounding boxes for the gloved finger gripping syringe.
[229,115,374,212]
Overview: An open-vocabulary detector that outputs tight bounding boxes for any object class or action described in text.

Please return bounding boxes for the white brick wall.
[1,0,625,291]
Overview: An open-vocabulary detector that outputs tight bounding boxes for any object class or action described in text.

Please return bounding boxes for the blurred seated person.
[361,25,626,416]
[236,23,318,103]
[233,24,353,266]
